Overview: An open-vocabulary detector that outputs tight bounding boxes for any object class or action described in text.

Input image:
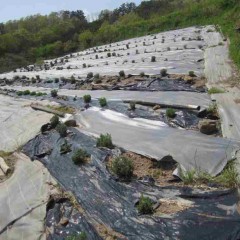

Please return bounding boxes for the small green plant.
[54,78,59,83]
[151,56,156,62]
[129,102,136,111]
[56,123,67,137]
[137,195,154,214]
[17,91,23,96]
[82,63,87,68]
[99,97,107,107]
[87,72,93,79]
[51,89,58,98]
[60,140,72,154]
[94,73,100,79]
[96,133,114,149]
[189,71,195,77]
[83,94,91,103]
[119,70,125,77]
[30,91,36,96]
[180,169,196,185]
[71,76,76,84]
[166,108,176,118]
[66,232,87,240]
[140,72,145,77]
[107,52,111,57]
[23,90,30,95]
[111,156,134,179]
[208,87,225,94]
[160,68,167,77]
[72,149,89,165]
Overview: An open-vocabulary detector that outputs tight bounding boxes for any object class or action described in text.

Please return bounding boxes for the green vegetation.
[140,72,145,77]
[96,133,114,149]
[111,156,134,179]
[151,56,156,62]
[207,103,218,115]
[119,70,125,77]
[66,232,87,240]
[17,90,46,96]
[208,87,225,94]
[87,72,93,79]
[50,115,59,128]
[83,94,91,103]
[129,102,136,111]
[51,89,58,98]
[137,195,154,214]
[60,140,72,154]
[72,149,89,165]
[180,161,239,188]
[160,69,167,77]
[189,71,195,77]
[56,123,67,137]
[99,97,107,107]
[166,108,176,118]
[0,0,239,74]
[47,105,75,114]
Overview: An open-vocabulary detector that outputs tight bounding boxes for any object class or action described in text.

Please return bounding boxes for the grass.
[96,133,114,149]
[47,105,75,114]
[137,195,154,215]
[166,108,176,118]
[208,87,225,94]
[180,160,239,188]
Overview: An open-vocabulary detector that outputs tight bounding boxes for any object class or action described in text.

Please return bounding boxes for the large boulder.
[198,119,218,134]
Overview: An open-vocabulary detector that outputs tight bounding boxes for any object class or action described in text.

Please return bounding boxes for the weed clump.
[137,195,154,214]
[99,97,107,107]
[111,156,134,179]
[50,115,59,128]
[166,108,176,118]
[56,123,67,137]
[189,71,195,77]
[83,94,91,103]
[119,70,125,77]
[87,72,93,79]
[51,89,58,98]
[96,133,114,149]
[151,56,156,62]
[60,140,72,154]
[160,68,167,77]
[72,149,89,165]
[208,87,225,94]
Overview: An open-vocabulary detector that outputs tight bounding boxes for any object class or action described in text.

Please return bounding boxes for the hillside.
[0,0,239,73]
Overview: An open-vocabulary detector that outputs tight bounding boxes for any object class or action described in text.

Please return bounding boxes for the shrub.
[50,115,59,128]
[51,89,58,98]
[137,195,154,214]
[72,149,89,165]
[87,72,93,79]
[54,78,59,83]
[23,90,30,95]
[83,94,91,103]
[107,52,111,57]
[17,91,23,96]
[208,87,225,94]
[32,78,36,84]
[160,68,167,77]
[119,70,125,77]
[129,102,136,111]
[151,56,156,62]
[82,63,87,68]
[167,47,171,51]
[56,123,67,137]
[99,97,107,107]
[136,49,139,54]
[60,140,72,154]
[111,156,134,179]
[189,71,195,77]
[96,133,114,149]
[30,91,36,96]
[94,73,100,79]
[140,72,145,77]
[166,108,176,118]
[71,76,76,84]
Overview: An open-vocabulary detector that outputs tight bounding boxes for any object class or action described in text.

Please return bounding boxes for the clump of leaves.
[119,70,125,77]
[96,133,114,149]
[87,72,93,79]
[111,156,134,179]
[51,89,58,98]
[99,97,107,107]
[160,68,167,77]
[137,195,154,214]
[56,123,67,137]
[83,94,91,103]
[60,140,72,154]
[189,71,195,77]
[166,108,176,118]
[208,87,225,94]
[50,115,59,128]
[129,102,136,111]
[151,56,156,62]
[72,149,89,165]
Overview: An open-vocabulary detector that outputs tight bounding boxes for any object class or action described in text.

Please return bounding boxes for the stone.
[153,105,161,111]
[198,119,218,134]
[59,217,69,226]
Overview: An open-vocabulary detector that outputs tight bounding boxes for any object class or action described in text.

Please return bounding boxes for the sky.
[0,0,142,23]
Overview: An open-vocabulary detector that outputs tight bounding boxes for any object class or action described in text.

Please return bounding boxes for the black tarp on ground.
[23,128,240,240]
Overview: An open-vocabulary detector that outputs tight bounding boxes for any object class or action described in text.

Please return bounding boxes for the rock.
[59,217,69,226]
[153,105,161,111]
[198,119,218,134]
[64,119,77,127]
